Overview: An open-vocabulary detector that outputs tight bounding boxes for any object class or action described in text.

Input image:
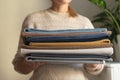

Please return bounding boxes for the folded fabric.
[25,33,109,43]
[22,31,112,37]
[29,39,112,48]
[22,44,112,49]
[21,47,113,56]
[25,53,112,62]
[26,53,111,59]
[24,28,107,34]
[25,53,113,63]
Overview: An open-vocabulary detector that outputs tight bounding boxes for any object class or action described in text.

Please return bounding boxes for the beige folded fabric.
[22,31,112,37]
[27,39,112,49]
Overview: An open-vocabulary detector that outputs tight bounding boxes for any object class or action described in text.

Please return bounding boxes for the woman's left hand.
[84,64,104,75]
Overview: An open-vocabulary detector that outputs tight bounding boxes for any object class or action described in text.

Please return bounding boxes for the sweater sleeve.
[12,14,39,74]
[14,14,34,57]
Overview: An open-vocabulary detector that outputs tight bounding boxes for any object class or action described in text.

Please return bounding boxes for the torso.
[25,8,94,80]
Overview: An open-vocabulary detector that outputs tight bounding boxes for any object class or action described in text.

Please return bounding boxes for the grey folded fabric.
[26,55,113,63]
[26,58,112,64]
[25,53,112,63]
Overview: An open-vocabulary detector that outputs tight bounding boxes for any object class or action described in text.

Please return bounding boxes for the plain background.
[0,0,115,80]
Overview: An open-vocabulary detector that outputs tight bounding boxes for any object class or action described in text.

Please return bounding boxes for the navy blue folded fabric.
[24,28,107,34]
[26,53,111,59]
[25,33,109,44]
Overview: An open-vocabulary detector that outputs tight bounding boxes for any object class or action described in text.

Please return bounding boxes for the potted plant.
[88,0,120,61]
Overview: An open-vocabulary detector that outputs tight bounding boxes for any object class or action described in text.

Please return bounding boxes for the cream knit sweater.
[13,8,96,80]
[24,8,94,30]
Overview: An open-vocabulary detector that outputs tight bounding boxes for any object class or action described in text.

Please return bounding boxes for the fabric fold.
[29,39,111,48]
[26,53,111,59]
[24,33,109,43]
[20,28,113,63]
[22,44,112,49]
[21,47,113,56]
[25,53,113,63]
[24,28,107,34]
[22,31,112,37]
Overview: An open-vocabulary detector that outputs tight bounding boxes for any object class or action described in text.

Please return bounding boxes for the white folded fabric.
[21,47,113,56]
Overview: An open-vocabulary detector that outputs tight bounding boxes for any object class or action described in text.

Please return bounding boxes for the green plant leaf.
[116,0,120,2]
[89,0,99,4]
[93,12,107,17]
[98,0,106,8]
[89,0,120,42]
[89,0,106,8]
[115,0,120,15]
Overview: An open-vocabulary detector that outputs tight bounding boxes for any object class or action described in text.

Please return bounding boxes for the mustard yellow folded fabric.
[22,44,112,49]
[23,39,112,49]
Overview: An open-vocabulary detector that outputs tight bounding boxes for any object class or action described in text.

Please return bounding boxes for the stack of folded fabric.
[21,28,113,63]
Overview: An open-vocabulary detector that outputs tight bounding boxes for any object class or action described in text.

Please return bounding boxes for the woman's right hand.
[12,54,47,74]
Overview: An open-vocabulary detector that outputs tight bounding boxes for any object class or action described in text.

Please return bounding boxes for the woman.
[12,0,104,80]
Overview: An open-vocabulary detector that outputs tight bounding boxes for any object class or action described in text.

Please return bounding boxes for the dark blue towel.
[26,53,111,59]
[25,33,109,44]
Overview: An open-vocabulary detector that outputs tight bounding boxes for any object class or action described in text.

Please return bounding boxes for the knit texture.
[24,8,94,30]
[13,8,95,80]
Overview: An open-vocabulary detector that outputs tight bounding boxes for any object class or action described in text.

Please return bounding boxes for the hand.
[84,64,104,75]
[13,56,48,74]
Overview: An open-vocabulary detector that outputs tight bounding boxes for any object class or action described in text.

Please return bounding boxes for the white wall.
[110,64,120,80]
[70,0,100,19]
[0,0,115,80]
[0,0,50,80]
